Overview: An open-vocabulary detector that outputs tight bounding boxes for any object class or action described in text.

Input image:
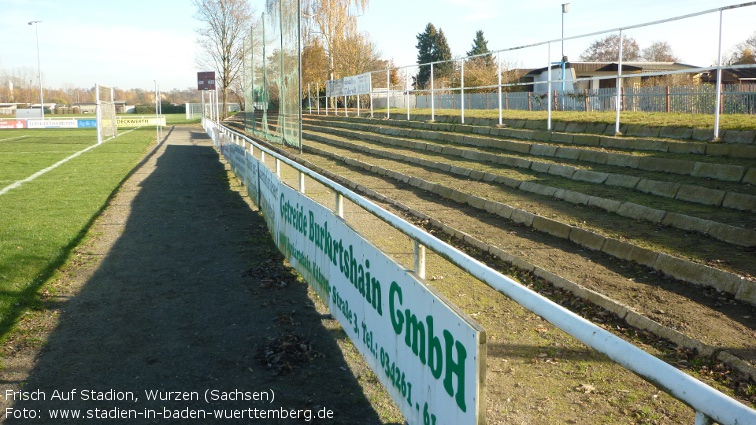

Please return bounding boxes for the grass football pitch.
[0,127,156,341]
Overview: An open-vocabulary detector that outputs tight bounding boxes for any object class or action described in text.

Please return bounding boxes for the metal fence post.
[461,59,465,124]
[430,63,435,121]
[414,240,426,280]
[386,67,391,119]
[547,42,553,131]
[614,29,624,135]
[714,9,723,140]
[695,411,713,425]
[406,69,410,120]
[335,192,344,218]
[497,53,503,126]
[370,71,374,118]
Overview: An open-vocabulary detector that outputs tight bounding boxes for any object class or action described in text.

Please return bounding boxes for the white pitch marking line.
[0,136,29,142]
[0,127,140,196]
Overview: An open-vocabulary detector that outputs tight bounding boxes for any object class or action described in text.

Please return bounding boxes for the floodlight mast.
[28,20,44,120]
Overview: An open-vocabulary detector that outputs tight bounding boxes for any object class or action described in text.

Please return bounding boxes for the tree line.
[411,21,756,93]
[0,66,200,109]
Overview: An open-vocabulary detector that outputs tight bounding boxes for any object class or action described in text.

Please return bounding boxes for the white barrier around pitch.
[0,116,166,130]
[203,117,756,425]
[216,123,486,425]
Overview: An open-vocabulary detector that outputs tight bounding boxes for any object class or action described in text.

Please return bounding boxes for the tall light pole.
[561,4,569,110]
[28,20,44,120]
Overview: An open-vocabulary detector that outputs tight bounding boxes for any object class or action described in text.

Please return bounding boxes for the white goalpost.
[96,83,117,144]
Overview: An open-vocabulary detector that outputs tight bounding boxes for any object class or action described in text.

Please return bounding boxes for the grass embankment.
[375,108,756,131]
[0,128,156,342]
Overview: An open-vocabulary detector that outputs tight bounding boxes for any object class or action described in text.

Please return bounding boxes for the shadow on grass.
[6,127,393,424]
[0,127,174,346]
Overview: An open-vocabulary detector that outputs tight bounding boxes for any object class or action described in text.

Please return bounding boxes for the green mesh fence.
[244,0,301,149]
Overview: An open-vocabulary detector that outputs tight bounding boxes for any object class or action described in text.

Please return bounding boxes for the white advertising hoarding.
[326,72,372,97]
[116,116,167,127]
[26,119,78,129]
[219,135,485,425]
[277,184,485,425]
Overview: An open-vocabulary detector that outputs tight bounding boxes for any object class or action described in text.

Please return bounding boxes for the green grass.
[0,129,96,184]
[374,108,756,131]
[0,113,200,125]
[0,128,155,341]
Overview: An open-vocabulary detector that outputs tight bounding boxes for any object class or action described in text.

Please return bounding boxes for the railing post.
[430,63,435,121]
[695,411,713,425]
[275,157,280,178]
[414,240,426,280]
[714,9,723,140]
[370,72,374,118]
[406,69,410,120]
[298,170,305,194]
[497,52,503,126]
[547,42,552,130]
[431,63,436,121]
[335,192,344,218]
[614,29,624,135]
[386,67,391,119]
[460,59,465,124]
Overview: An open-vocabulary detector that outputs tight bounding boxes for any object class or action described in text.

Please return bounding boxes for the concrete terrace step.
[302,120,756,214]
[319,113,756,150]
[292,151,756,383]
[307,115,756,183]
[303,127,756,248]
[300,135,756,307]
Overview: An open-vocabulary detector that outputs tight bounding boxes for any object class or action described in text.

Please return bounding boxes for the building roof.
[524,61,700,76]
[699,67,756,83]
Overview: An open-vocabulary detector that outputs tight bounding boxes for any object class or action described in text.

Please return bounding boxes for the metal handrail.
[203,117,756,424]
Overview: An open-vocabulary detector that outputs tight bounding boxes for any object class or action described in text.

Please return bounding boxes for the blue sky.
[0,0,753,91]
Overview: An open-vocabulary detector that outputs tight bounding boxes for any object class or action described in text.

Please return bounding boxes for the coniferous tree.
[416,23,438,89]
[467,30,493,66]
[433,29,454,79]
[415,24,454,89]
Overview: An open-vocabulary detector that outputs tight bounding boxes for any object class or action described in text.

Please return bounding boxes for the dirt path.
[1,126,394,424]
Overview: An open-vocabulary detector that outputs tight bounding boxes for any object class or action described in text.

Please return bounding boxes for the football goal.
[96,83,117,144]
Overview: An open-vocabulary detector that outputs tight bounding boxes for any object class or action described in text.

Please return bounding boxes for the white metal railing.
[308,2,756,140]
[203,117,756,425]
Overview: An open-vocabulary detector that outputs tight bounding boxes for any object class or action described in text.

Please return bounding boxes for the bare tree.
[580,34,640,62]
[334,32,382,78]
[642,41,679,62]
[301,0,369,81]
[193,0,254,119]
[726,31,756,65]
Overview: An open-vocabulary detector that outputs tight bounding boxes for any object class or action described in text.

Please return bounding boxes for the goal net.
[96,84,117,143]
